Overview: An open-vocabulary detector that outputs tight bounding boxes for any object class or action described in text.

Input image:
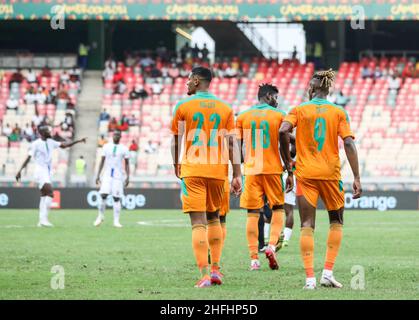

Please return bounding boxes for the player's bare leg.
[112,197,122,227]
[320,207,344,288]
[94,194,107,227]
[246,209,261,271]
[207,210,223,285]
[277,203,294,251]
[298,195,317,289]
[189,212,211,288]
[264,204,283,270]
[38,183,54,227]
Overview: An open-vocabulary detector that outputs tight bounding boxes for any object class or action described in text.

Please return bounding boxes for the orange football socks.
[192,224,209,276]
[324,223,343,271]
[207,219,223,271]
[246,213,260,260]
[269,208,284,246]
[300,227,315,278]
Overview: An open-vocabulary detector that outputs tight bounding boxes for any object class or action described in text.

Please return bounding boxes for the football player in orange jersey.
[171,67,242,288]
[280,69,362,289]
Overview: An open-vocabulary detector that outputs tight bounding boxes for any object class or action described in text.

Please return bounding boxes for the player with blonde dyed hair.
[280,69,362,289]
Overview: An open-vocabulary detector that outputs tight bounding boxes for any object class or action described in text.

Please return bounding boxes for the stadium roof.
[0,0,417,21]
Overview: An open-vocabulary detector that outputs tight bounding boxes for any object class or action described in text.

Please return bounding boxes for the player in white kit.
[94,130,130,228]
[277,138,297,251]
[16,126,87,227]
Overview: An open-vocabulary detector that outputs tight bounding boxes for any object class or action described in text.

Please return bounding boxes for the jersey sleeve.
[224,109,235,135]
[171,102,185,136]
[235,115,243,140]
[284,107,298,127]
[51,139,62,150]
[338,110,354,139]
[28,142,35,157]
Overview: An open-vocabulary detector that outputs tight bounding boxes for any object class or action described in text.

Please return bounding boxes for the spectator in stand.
[9,124,21,142]
[35,87,47,104]
[26,68,37,84]
[191,44,201,59]
[168,63,180,79]
[128,114,139,126]
[61,112,74,131]
[129,84,149,100]
[2,123,12,138]
[102,64,114,82]
[119,118,129,132]
[9,68,24,87]
[105,56,116,71]
[52,130,65,142]
[32,106,43,128]
[335,90,349,108]
[180,65,190,78]
[98,134,107,147]
[125,51,137,67]
[361,66,372,79]
[402,62,415,79]
[57,88,70,107]
[140,54,155,71]
[291,45,298,60]
[60,70,70,84]
[156,41,168,61]
[40,66,52,78]
[388,75,401,94]
[150,65,162,78]
[313,41,323,69]
[23,87,36,104]
[22,123,35,142]
[113,79,127,94]
[112,69,124,84]
[151,80,163,95]
[99,109,111,122]
[47,87,57,104]
[108,117,118,132]
[69,66,81,82]
[69,71,81,92]
[224,65,238,78]
[144,140,157,154]
[201,43,209,62]
[6,97,19,113]
[374,66,382,79]
[180,43,190,61]
[129,139,139,167]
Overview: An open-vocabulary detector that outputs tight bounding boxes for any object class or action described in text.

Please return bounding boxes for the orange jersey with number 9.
[284,97,354,180]
[171,91,235,180]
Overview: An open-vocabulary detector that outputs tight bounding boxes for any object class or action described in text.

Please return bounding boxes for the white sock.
[264,223,270,241]
[39,197,46,223]
[306,277,316,285]
[44,196,52,222]
[98,198,106,218]
[322,269,333,278]
[113,200,121,224]
[284,227,293,241]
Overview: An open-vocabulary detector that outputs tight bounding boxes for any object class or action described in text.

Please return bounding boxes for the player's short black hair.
[258,83,279,100]
[191,66,213,83]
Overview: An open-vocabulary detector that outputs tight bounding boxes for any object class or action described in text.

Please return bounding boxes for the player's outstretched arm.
[60,137,87,149]
[16,155,31,182]
[279,121,295,193]
[227,134,242,196]
[344,136,362,199]
[96,156,105,185]
[171,135,182,179]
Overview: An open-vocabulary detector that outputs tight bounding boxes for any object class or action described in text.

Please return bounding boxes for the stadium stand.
[0,67,82,187]
[97,55,419,188]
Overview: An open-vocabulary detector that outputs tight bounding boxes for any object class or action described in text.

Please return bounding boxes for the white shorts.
[99,176,124,198]
[34,166,52,189]
[283,173,296,206]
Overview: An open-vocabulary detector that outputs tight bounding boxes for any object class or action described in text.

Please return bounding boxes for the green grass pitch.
[0,209,418,300]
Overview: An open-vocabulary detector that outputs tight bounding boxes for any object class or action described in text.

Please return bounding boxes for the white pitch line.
[0,225,24,229]
[137,220,188,227]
